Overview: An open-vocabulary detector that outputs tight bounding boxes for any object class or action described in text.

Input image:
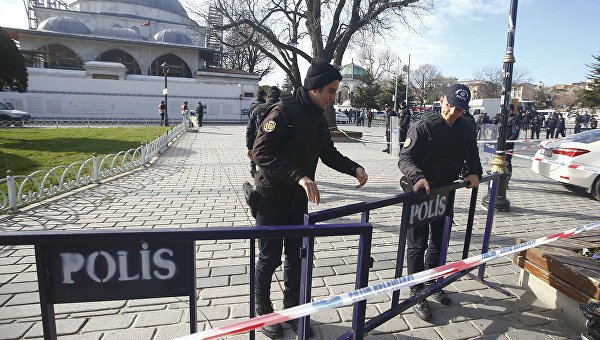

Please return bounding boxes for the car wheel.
[592,176,600,201]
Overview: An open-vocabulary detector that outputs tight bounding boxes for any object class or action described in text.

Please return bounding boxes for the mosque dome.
[93,27,145,40]
[340,63,367,80]
[76,0,188,18]
[38,16,91,35]
[153,28,192,45]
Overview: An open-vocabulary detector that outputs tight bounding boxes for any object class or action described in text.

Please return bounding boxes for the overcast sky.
[2,0,598,87]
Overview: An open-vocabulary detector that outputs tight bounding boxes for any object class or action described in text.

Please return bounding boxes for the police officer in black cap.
[252,58,368,338]
[398,84,482,321]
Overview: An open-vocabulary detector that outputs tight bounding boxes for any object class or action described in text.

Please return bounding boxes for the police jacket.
[557,117,566,129]
[246,97,278,150]
[546,116,557,129]
[253,87,362,203]
[398,112,483,187]
[248,98,266,118]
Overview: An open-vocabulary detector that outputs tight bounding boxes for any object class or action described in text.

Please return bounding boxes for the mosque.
[1,0,260,121]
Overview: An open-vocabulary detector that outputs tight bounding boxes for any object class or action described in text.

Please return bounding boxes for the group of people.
[475,109,598,142]
[242,58,483,338]
[157,100,204,127]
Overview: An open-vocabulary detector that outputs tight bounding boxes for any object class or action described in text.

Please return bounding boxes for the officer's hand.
[247,149,253,160]
[299,176,320,205]
[413,178,431,194]
[355,167,368,188]
[464,174,480,189]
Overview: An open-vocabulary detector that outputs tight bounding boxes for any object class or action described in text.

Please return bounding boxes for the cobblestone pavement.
[1,124,598,340]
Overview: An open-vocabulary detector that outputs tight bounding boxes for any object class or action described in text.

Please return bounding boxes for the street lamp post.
[482,0,519,212]
[161,62,170,124]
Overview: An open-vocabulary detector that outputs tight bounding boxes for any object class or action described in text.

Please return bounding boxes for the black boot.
[410,286,432,321]
[256,296,283,338]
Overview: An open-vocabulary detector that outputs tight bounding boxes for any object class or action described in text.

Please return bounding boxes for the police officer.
[398,101,411,151]
[245,91,267,176]
[398,84,482,322]
[248,90,267,119]
[531,112,542,140]
[246,86,281,177]
[252,58,368,338]
[195,101,204,127]
[382,104,397,153]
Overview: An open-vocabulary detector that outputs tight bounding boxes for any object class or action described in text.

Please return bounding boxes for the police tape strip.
[509,152,600,174]
[176,220,600,340]
[476,138,553,144]
[337,128,391,145]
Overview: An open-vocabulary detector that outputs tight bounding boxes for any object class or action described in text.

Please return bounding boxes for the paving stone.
[0,304,41,320]
[394,328,443,339]
[102,327,156,340]
[470,315,514,335]
[134,309,183,327]
[25,318,86,338]
[435,320,481,339]
[153,323,198,340]
[0,322,32,339]
[504,328,553,340]
[81,314,135,332]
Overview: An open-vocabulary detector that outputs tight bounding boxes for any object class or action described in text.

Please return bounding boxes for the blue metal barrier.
[0,223,373,340]
[298,174,500,340]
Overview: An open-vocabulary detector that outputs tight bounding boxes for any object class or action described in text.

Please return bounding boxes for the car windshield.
[562,130,600,144]
[0,102,9,110]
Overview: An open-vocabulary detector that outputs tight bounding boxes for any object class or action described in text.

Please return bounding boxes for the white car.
[335,112,348,124]
[531,129,600,200]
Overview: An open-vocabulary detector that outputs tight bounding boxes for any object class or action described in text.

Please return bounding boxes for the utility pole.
[482,0,519,212]
[394,59,400,112]
[405,54,411,106]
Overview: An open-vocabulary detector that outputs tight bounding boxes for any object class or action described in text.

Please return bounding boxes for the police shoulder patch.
[263,120,276,133]
[403,138,412,148]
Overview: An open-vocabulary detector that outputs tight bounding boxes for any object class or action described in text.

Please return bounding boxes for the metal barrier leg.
[35,245,57,340]
[249,238,256,340]
[478,179,498,279]
[462,187,479,259]
[350,228,372,339]
[298,236,314,340]
[189,241,198,334]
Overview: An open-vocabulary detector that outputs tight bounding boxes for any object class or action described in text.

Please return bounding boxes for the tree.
[410,64,441,106]
[351,71,380,112]
[472,65,532,98]
[201,0,432,128]
[281,75,294,97]
[578,54,600,109]
[377,74,406,109]
[222,25,274,79]
[0,27,28,92]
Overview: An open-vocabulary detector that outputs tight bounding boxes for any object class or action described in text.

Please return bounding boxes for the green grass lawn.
[0,127,171,178]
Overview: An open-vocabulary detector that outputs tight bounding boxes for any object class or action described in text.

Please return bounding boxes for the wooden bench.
[514,229,600,302]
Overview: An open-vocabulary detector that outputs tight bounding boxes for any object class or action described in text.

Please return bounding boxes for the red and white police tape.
[176,220,600,340]
[509,152,600,175]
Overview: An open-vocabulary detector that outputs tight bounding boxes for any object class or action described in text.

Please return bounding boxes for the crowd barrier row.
[0,174,500,340]
[187,220,600,340]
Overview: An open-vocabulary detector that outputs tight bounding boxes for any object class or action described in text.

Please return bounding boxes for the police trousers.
[255,194,307,306]
[406,218,445,289]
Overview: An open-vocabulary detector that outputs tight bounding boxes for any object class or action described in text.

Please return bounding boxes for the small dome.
[340,63,367,80]
[38,16,91,35]
[153,28,192,45]
[93,27,145,41]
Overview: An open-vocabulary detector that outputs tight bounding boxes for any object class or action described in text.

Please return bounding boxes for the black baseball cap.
[444,84,471,111]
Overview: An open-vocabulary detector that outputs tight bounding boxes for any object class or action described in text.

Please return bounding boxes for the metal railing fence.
[0,122,186,213]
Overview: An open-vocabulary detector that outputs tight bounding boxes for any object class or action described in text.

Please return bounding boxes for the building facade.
[2,0,260,121]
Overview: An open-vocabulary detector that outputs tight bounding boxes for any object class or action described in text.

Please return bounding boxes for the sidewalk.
[1,124,598,339]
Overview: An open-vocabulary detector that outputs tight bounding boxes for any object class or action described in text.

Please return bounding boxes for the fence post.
[139,143,146,164]
[6,170,18,211]
[92,153,100,182]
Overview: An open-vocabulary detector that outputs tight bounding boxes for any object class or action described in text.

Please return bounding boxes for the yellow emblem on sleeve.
[264,120,276,132]
[403,138,412,148]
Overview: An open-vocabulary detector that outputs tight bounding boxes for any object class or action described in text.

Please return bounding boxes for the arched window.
[35,44,83,70]
[149,54,192,78]
[95,49,141,75]
[338,86,351,104]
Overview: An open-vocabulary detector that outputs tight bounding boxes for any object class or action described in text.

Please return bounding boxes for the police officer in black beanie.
[251,58,368,338]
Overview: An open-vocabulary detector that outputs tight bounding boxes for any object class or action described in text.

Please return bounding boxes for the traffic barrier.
[184,220,600,340]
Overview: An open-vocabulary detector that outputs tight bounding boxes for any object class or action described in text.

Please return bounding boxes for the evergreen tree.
[578,54,600,108]
[0,27,28,92]
[352,71,380,111]
[281,75,294,96]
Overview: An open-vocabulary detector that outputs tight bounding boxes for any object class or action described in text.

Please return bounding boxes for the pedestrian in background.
[531,113,542,139]
[398,84,482,322]
[555,113,566,138]
[158,100,168,126]
[195,101,204,127]
[252,58,368,338]
[546,113,557,139]
[382,105,397,153]
[246,86,281,178]
[574,113,581,134]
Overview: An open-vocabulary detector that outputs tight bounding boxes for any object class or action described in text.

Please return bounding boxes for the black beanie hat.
[304,58,342,90]
[269,86,280,99]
